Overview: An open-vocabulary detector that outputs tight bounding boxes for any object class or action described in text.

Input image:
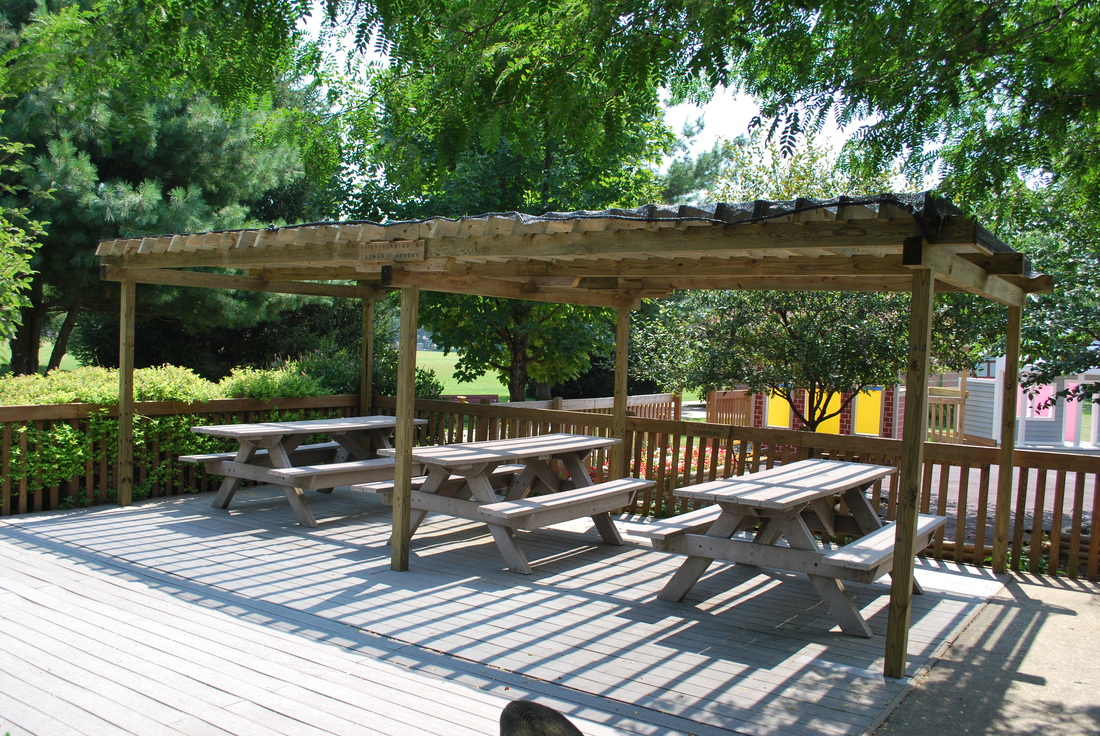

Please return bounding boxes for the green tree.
[707,129,901,202]
[983,184,1100,404]
[638,290,910,430]
[633,133,1003,429]
[0,0,346,375]
[2,88,307,374]
[349,1,1100,209]
[330,0,670,401]
[0,128,47,349]
[419,298,613,402]
[1,0,307,107]
[334,0,672,216]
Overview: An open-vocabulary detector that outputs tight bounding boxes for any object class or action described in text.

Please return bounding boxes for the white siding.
[964,378,998,440]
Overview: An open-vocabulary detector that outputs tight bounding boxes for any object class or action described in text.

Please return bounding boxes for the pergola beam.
[903,243,1025,306]
[101,266,380,298]
[431,216,981,260]
[386,270,659,308]
[921,248,1025,306]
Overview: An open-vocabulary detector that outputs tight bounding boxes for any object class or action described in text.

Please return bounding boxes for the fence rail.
[2,395,1097,579]
[499,393,682,420]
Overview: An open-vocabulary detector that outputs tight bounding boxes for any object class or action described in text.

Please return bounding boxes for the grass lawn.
[416,350,510,400]
[0,342,80,372]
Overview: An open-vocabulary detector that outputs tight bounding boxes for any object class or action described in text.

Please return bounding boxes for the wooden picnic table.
[181,416,425,528]
[375,433,652,574]
[639,458,947,637]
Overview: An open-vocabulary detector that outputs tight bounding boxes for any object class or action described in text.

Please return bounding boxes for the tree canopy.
[0,129,46,347]
[326,0,671,400]
[4,0,1096,402]
[1,1,342,375]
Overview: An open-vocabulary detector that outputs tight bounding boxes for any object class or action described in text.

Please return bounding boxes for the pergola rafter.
[96,192,1051,680]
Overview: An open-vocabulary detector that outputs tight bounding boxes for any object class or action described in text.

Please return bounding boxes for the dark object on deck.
[500,700,584,736]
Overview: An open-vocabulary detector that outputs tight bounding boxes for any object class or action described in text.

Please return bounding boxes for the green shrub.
[293,342,362,395]
[0,357,441,508]
[0,365,218,406]
[135,365,220,402]
[371,346,444,399]
[1,366,222,499]
[0,366,119,405]
[291,340,444,399]
[218,363,325,400]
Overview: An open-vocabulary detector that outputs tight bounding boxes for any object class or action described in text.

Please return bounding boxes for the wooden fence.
[500,393,682,420]
[705,389,752,425]
[2,395,1097,578]
[927,387,967,443]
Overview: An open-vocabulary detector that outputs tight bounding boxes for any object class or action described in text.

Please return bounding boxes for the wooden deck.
[0,486,1003,736]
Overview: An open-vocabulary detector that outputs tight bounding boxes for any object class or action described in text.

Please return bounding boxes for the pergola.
[96,192,1052,679]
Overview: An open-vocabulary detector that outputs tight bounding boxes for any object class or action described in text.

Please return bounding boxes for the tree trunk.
[8,279,45,375]
[535,381,552,401]
[507,337,529,402]
[46,298,83,372]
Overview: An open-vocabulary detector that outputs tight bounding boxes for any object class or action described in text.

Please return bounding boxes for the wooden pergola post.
[610,306,630,479]
[117,278,136,507]
[884,261,935,679]
[360,288,375,416]
[992,304,1023,572]
[391,285,419,572]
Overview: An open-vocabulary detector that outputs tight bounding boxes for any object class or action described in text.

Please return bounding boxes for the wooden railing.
[705,389,752,425]
[499,393,682,420]
[0,395,361,513]
[2,395,1097,579]
[928,387,966,443]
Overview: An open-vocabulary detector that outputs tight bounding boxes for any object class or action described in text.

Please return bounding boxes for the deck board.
[0,486,1003,736]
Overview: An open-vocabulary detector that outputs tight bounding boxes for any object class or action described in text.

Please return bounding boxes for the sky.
[663,90,762,157]
[664,88,857,160]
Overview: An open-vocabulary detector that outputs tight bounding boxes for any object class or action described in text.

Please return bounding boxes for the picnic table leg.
[590,512,624,545]
[560,451,594,487]
[402,466,451,539]
[267,443,318,528]
[211,443,256,510]
[658,510,748,602]
[329,430,373,463]
[503,465,539,500]
[468,470,533,574]
[783,518,873,638]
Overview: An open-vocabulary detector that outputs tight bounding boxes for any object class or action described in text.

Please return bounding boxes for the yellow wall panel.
[817,392,842,434]
[855,388,884,435]
[767,391,792,428]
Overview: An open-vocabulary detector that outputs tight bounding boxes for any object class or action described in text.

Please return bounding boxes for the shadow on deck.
[0,486,1010,736]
